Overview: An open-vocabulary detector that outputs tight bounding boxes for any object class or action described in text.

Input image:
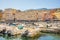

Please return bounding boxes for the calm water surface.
[0,34,60,40]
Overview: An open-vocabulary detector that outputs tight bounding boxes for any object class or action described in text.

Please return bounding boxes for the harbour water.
[0,33,60,40]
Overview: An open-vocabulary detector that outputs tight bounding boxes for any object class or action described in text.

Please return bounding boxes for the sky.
[0,0,60,11]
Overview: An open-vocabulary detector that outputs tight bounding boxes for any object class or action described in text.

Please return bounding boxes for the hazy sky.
[0,0,60,10]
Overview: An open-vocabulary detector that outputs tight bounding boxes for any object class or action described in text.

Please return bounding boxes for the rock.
[38,24,44,28]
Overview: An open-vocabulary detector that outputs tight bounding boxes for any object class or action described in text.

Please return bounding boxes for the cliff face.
[0,10,3,20]
[15,11,38,21]
[2,8,17,21]
[54,12,60,20]
[1,8,60,22]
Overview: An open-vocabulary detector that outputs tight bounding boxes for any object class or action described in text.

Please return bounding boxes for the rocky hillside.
[0,8,60,22]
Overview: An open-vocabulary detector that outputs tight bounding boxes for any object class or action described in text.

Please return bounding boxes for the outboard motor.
[0,28,6,35]
[21,30,29,37]
[7,30,12,37]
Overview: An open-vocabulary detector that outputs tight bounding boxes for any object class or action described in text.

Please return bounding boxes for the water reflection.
[0,35,38,40]
[0,34,60,40]
[38,34,60,40]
